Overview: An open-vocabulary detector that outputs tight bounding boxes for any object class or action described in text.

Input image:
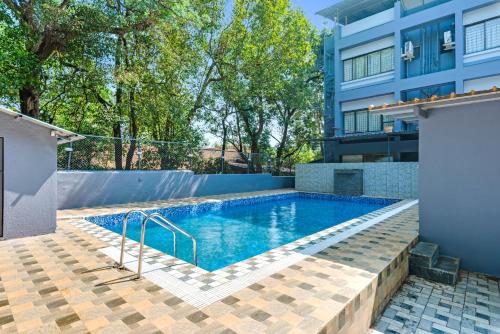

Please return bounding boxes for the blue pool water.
[88,193,397,271]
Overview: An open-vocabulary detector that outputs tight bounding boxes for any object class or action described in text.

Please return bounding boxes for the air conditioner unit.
[443,30,455,50]
[401,41,415,61]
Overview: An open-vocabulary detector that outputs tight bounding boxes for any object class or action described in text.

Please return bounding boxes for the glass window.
[343,47,394,82]
[380,48,394,72]
[368,113,382,132]
[356,111,368,132]
[367,52,381,76]
[344,112,355,133]
[353,56,367,80]
[466,22,485,54]
[383,115,394,133]
[486,17,500,50]
[343,59,353,82]
[466,17,500,55]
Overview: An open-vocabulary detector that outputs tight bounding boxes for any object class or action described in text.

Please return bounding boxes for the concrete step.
[410,256,460,285]
[409,242,439,268]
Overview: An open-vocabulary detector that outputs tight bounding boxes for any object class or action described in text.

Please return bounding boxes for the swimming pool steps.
[409,241,460,285]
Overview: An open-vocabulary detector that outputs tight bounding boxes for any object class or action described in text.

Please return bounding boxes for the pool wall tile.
[296,162,418,199]
[86,192,399,230]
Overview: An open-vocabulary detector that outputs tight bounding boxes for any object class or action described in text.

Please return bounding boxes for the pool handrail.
[118,210,177,272]
[139,213,197,278]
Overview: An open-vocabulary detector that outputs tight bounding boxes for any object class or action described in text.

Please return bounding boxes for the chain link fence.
[57,135,300,175]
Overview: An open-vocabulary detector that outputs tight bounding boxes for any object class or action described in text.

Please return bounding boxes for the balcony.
[341,8,395,38]
[400,0,452,16]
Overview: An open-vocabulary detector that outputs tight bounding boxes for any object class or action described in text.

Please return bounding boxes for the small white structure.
[0,106,83,239]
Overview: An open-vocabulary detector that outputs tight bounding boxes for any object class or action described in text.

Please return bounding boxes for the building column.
[394,1,403,99]
[333,24,343,137]
[454,7,465,93]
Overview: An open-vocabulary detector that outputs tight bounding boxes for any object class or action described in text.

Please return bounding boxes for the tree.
[1,0,112,116]
[213,0,318,171]
[2,0,323,174]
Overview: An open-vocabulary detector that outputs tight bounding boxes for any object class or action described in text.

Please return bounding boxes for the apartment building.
[318,0,500,162]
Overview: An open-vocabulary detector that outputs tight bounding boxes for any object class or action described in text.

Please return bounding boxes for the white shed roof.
[0,106,85,145]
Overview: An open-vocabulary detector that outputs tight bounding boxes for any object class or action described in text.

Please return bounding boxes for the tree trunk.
[221,110,228,174]
[125,90,138,170]
[113,35,124,170]
[19,85,40,118]
[113,123,123,170]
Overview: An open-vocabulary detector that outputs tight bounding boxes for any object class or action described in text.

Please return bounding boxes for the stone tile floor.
[371,272,500,334]
[0,191,419,333]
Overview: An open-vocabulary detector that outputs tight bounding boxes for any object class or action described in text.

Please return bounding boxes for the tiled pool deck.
[0,190,422,333]
[371,273,500,334]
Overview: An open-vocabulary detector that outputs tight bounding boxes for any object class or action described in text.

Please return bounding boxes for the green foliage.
[1,0,323,173]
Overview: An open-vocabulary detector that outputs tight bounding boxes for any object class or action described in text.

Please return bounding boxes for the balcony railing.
[341,7,395,38]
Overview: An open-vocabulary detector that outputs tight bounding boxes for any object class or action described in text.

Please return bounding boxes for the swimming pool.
[87,193,398,271]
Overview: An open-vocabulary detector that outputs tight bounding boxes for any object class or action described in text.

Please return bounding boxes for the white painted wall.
[464,47,500,64]
[464,74,500,92]
[0,113,58,239]
[295,163,418,199]
[341,8,395,37]
[341,71,395,91]
[463,2,500,26]
[341,36,395,60]
[341,94,396,112]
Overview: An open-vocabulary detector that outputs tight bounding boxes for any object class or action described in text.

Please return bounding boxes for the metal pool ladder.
[117,210,197,278]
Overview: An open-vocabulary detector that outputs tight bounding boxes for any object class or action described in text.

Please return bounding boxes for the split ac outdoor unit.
[401,41,415,61]
[443,30,455,50]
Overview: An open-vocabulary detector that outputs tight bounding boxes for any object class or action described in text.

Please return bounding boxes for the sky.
[224,0,335,30]
[289,0,334,30]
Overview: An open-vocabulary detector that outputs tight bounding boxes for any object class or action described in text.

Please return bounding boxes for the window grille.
[344,59,353,82]
[368,113,382,132]
[356,111,369,132]
[380,48,394,72]
[343,47,394,82]
[486,17,500,50]
[344,112,355,133]
[465,17,500,54]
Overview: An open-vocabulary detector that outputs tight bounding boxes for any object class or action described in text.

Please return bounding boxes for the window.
[380,48,394,72]
[486,18,500,50]
[356,111,368,132]
[344,59,353,82]
[344,112,355,133]
[353,57,366,80]
[466,23,486,54]
[465,17,500,54]
[343,47,394,82]
[343,110,388,134]
[367,53,381,76]
[368,113,382,132]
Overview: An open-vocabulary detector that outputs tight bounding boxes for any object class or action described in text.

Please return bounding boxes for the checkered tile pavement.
[372,273,500,334]
[69,196,411,300]
[0,190,420,333]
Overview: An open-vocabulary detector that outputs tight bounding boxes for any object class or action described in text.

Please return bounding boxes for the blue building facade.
[318,0,500,162]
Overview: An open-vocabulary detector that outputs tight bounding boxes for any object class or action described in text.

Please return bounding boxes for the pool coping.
[68,191,418,308]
